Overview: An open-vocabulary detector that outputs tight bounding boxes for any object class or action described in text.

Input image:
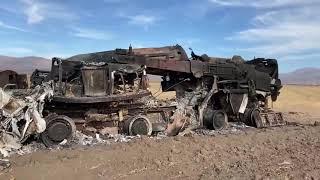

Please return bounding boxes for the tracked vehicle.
[33,44,284,145]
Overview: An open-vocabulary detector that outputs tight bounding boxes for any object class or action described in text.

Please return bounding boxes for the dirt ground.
[2,125,320,180]
[1,83,320,180]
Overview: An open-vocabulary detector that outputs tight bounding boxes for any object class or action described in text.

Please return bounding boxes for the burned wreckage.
[0,44,283,149]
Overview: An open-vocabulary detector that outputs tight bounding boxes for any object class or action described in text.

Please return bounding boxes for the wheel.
[204,109,228,130]
[241,108,263,128]
[124,115,152,136]
[212,110,228,130]
[250,108,263,128]
[40,115,76,147]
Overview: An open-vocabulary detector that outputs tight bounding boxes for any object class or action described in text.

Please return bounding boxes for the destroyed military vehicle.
[29,57,174,146]
[0,44,283,148]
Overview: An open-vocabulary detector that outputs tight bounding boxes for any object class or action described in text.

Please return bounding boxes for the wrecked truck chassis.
[38,90,189,147]
[37,59,177,146]
[40,91,176,147]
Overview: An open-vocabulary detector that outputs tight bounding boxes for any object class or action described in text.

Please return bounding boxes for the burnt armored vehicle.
[53,45,283,134]
[35,57,175,146]
[32,44,283,145]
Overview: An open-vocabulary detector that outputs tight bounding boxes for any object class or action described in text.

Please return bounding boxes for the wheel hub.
[41,115,76,147]
[47,121,71,142]
[213,112,227,130]
[130,118,149,135]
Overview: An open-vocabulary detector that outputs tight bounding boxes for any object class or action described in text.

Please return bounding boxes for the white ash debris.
[17,142,46,156]
[0,158,10,171]
[71,131,140,146]
[175,91,199,123]
[165,90,200,136]
[194,122,253,136]
[139,95,158,107]
[110,134,140,143]
[0,81,53,157]
[150,132,167,140]
[229,122,252,129]
[0,131,21,157]
[138,95,176,109]
[73,131,103,146]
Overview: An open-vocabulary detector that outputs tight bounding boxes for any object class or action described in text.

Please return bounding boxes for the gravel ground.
[1,123,320,180]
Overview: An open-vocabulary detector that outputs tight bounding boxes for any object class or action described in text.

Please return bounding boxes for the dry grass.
[149,81,175,100]
[149,81,320,116]
[273,85,320,116]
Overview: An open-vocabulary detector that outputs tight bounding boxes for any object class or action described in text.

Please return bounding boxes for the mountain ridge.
[0,55,51,74]
[280,67,320,85]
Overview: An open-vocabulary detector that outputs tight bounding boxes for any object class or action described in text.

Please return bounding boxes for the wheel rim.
[41,115,76,147]
[47,120,72,142]
[128,116,152,136]
[212,111,228,130]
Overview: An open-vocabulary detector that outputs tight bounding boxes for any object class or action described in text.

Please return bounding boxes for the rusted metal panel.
[81,66,107,97]
[190,61,207,78]
[156,59,191,73]
[0,70,28,89]
[52,91,151,103]
[132,45,188,61]
[120,57,191,74]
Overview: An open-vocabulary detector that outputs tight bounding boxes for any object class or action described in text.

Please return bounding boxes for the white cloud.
[226,7,320,57]
[118,13,157,30]
[72,27,114,40]
[127,15,157,31]
[21,0,77,24]
[128,15,156,26]
[280,53,320,62]
[0,21,28,32]
[209,0,319,8]
[21,0,44,24]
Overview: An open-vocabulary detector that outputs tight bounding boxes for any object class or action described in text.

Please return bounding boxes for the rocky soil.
[1,123,320,180]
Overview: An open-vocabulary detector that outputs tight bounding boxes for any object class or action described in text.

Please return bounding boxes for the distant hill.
[280,68,320,85]
[0,55,50,74]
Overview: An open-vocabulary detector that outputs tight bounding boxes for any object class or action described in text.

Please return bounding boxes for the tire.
[204,109,228,130]
[40,115,76,147]
[250,108,263,128]
[124,115,152,136]
[212,110,228,130]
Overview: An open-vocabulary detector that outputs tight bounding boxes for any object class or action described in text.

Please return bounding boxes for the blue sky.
[0,0,320,73]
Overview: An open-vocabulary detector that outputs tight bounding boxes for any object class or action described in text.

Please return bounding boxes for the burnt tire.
[40,115,76,147]
[212,110,228,130]
[251,108,263,128]
[204,109,228,130]
[124,115,152,136]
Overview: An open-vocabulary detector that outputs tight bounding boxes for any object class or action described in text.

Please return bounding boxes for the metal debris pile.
[194,122,253,136]
[138,95,176,109]
[165,90,200,136]
[0,82,53,157]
